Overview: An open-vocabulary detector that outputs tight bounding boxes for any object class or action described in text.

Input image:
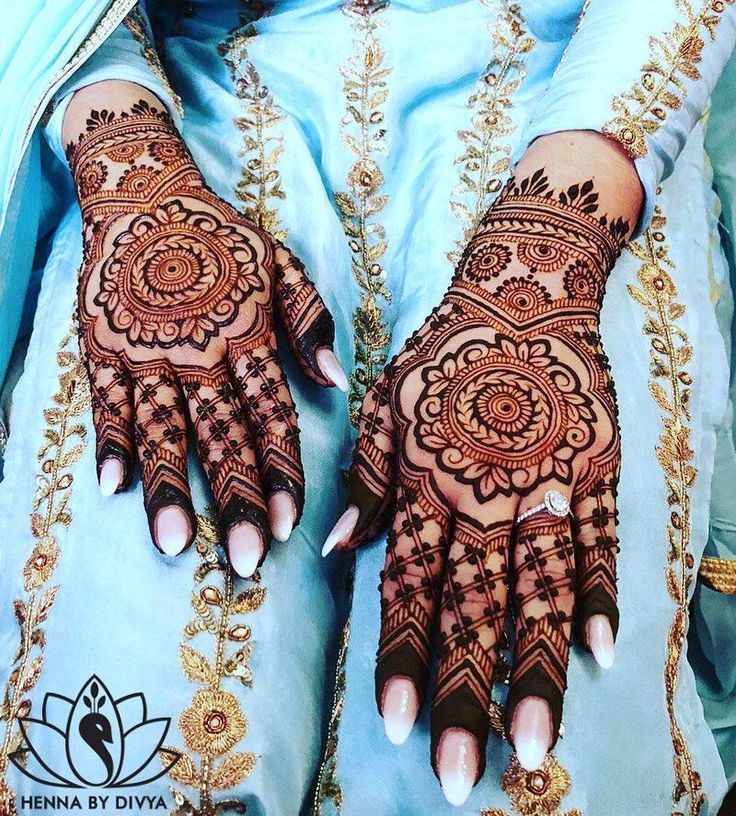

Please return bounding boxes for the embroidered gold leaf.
[19,657,44,694]
[32,587,59,628]
[338,4,392,426]
[628,211,704,815]
[231,586,266,614]
[179,645,216,686]
[209,752,256,790]
[603,0,733,159]
[163,750,200,787]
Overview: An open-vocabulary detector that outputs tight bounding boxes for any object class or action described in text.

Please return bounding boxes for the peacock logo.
[9,676,180,788]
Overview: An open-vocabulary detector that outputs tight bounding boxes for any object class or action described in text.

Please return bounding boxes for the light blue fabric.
[0,2,735,815]
[690,44,736,785]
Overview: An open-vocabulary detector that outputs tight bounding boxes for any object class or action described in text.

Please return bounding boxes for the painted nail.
[437,728,478,807]
[154,506,191,556]
[321,506,360,556]
[99,458,123,497]
[228,522,264,577]
[269,491,296,543]
[511,697,552,772]
[316,347,349,393]
[382,677,419,746]
[587,614,615,669]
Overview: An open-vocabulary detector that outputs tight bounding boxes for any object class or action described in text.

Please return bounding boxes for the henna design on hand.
[343,169,627,782]
[69,99,336,561]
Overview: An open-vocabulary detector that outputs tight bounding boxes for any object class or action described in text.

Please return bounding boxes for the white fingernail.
[382,677,419,746]
[269,491,296,542]
[511,697,552,772]
[154,505,191,556]
[321,506,360,556]
[99,458,123,497]
[437,728,478,807]
[228,523,264,577]
[587,614,615,669]
[316,347,349,393]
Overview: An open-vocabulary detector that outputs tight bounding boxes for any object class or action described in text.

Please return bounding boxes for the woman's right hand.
[65,83,346,575]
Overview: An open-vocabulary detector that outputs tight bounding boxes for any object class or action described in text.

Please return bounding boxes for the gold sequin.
[0,323,91,814]
[627,212,704,816]
[603,0,734,159]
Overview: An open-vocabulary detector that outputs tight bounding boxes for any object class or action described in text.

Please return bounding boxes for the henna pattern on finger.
[69,100,329,550]
[344,168,627,775]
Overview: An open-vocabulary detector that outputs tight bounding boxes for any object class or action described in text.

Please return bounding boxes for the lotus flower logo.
[10,676,180,788]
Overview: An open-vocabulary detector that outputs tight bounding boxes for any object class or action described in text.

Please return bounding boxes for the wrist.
[454,167,630,313]
[65,95,201,212]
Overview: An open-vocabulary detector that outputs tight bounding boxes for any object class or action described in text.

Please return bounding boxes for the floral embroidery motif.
[482,754,583,816]
[335,0,392,425]
[163,513,263,816]
[123,7,184,117]
[698,556,736,593]
[447,0,534,265]
[0,324,91,815]
[219,6,288,241]
[603,0,734,159]
[311,620,350,815]
[627,210,704,816]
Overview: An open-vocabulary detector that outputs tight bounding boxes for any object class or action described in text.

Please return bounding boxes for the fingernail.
[155,505,191,556]
[381,677,419,746]
[321,506,360,556]
[587,614,615,669]
[437,728,478,807]
[269,491,296,542]
[511,697,552,772]
[228,522,264,577]
[316,347,349,393]
[99,458,123,497]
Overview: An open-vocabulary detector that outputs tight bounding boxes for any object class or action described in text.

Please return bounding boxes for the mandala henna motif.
[67,98,334,557]
[344,169,628,782]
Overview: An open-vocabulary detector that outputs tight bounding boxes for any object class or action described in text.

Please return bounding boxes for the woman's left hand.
[324,133,640,805]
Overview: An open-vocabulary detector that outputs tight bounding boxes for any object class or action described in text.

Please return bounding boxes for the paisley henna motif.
[68,99,335,559]
[344,169,627,783]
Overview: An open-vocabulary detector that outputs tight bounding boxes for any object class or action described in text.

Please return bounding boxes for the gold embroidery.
[698,556,736,593]
[627,210,704,816]
[482,755,583,816]
[0,324,91,815]
[312,620,350,815]
[336,0,392,426]
[219,8,288,241]
[603,0,734,159]
[448,1,534,266]
[123,7,184,117]
[162,514,263,816]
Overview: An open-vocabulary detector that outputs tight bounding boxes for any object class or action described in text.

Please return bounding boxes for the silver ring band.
[516,490,571,525]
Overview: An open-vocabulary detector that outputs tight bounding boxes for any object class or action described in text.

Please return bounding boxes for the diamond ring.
[516,490,571,525]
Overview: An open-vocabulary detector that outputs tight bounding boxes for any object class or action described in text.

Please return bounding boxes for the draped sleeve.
[516,0,736,234]
[45,5,181,159]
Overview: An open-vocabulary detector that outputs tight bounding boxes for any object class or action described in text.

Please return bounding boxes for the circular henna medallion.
[414,336,596,500]
[94,200,264,348]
